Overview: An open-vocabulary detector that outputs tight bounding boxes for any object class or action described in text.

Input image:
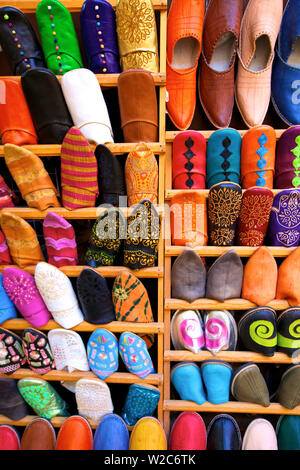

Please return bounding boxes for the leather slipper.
[201,360,233,404]
[0,231,12,266]
[267,189,300,247]
[0,273,17,324]
[205,250,243,302]
[129,417,167,451]
[204,310,237,355]
[207,414,242,450]
[93,414,129,450]
[171,362,206,405]
[0,425,20,450]
[238,307,277,357]
[0,328,26,374]
[43,212,78,267]
[95,144,126,207]
[172,131,206,190]
[121,383,160,426]
[22,328,55,375]
[242,418,278,450]
[231,363,270,407]
[170,309,205,353]
[169,412,206,451]
[0,378,28,420]
[87,328,118,379]
[119,331,154,378]
[48,328,89,373]
[20,417,56,450]
[75,378,114,421]
[56,416,93,450]
[277,307,300,357]
[171,248,206,303]
[277,364,300,409]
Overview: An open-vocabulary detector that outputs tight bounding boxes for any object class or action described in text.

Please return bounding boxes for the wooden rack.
[0,0,167,431]
[163,130,300,436]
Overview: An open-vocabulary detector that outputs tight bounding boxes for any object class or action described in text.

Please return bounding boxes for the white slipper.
[61,68,114,145]
[34,262,84,329]
[75,378,113,421]
[48,329,89,373]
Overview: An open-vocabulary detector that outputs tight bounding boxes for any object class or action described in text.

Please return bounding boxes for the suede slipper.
[231,363,270,407]
[171,248,206,302]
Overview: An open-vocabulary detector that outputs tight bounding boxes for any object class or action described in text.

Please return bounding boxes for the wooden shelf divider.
[164,350,298,364]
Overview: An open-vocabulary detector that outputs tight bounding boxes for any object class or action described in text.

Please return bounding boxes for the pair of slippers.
[85,199,160,270]
[171,309,237,355]
[87,328,154,380]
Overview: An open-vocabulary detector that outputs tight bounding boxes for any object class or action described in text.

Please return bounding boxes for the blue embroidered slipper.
[87,328,118,379]
[119,332,154,379]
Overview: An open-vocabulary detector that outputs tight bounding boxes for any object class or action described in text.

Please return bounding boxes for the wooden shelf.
[164,400,300,415]
[0,0,168,12]
[166,129,287,142]
[0,369,163,385]
[2,319,164,333]
[165,188,285,200]
[164,350,298,364]
[165,245,295,258]
[165,298,290,311]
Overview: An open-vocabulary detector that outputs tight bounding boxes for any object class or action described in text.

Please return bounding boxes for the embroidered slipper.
[170,309,205,354]
[0,378,29,420]
[87,328,118,379]
[43,212,78,267]
[85,208,126,267]
[123,199,160,269]
[34,262,84,329]
[0,328,26,374]
[125,144,158,206]
[0,230,12,265]
[95,144,126,207]
[20,417,56,450]
[0,425,20,450]
[119,331,154,379]
[55,416,93,450]
[204,310,238,355]
[17,377,69,419]
[0,212,44,268]
[77,268,115,324]
[112,270,154,348]
[75,378,114,421]
[93,414,129,451]
[0,273,17,324]
[2,267,51,327]
[4,143,60,210]
[61,126,99,210]
[121,384,160,426]
[22,328,55,375]
[48,329,89,374]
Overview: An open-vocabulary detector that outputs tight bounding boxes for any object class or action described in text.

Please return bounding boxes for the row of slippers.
[171,361,300,410]
[170,184,300,248]
[0,378,160,427]
[0,265,155,331]
[0,327,155,379]
[172,246,300,308]
[171,307,299,358]
[172,126,300,191]
[0,0,159,76]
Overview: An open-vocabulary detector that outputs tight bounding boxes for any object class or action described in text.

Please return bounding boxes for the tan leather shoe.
[235,0,283,128]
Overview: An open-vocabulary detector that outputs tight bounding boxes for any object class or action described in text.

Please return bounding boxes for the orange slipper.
[276,246,300,306]
[56,416,93,450]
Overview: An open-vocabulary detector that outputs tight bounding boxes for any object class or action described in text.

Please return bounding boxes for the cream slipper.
[75,378,113,421]
[48,329,89,373]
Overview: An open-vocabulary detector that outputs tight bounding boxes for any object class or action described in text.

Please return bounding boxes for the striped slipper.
[61,126,99,210]
[43,212,78,267]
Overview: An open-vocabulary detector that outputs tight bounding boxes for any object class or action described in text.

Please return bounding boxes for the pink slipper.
[2,268,52,327]
[43,213,78,267]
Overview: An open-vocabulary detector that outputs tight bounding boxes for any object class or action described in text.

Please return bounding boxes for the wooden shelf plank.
[0,369,163,385]
[0,143,165,157]
[2,319,164,333]
[165,189,284,200]
[0,0,168,12]
[164,350,297,364]
[0,265,163,278]
[166,129,287,142]
[165,245,295,258]
[165,298,290,311]
[164,400,300,415]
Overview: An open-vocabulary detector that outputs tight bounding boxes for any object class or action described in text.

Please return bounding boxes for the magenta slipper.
[43,213,78,267]
[2,268,52,327]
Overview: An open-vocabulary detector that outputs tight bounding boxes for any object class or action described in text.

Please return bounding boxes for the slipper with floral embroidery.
[0,328,26,374]
[22,328,55,374]
[119,332,154,379]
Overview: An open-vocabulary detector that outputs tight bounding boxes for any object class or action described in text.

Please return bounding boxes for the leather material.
[36,0,83,75]
[267,189,300,247]
[166,0,205,130]
[169,412,207,450]
[271,0,300,126]
[207,414,242,450]
[0,378,28,420]
[93,414,129,450]
[0,273,17,324]
[0,426,20,450]
[121,384,160,426]
[119,332,154,379]
[207,182,242,246]
[0,78,37,146]
[242,419,278,450]
[61,68,113,145]
[241,125,276,189]
[201,360,233,404]
[129,418,167,451]
[118,69,158,143]
[87,328,118,379]
[237,187,274,246]
[238,307,277,357]
[21,418,56,450]
[231,363,270,407]
[21,67,73,144]
[95,144,126,207]
[170,192,208,247]
[242,246,278,306]
[206,129,241,188]
[116,0,158,72]
[199,0,243,128]
[171,362,206,405]
[277,415,300,450]
[204,310,238,355]
[276,246,300,306]
[171,248,206,302]
[0,6,45,74]
[56,416,93,450]
[206,250,243,302]
[80,0,121,74]
[277,365,300,409]
[277,307,300,357]
[275,126,300,188]
[172,131,206,189]
[171,309,205,353]
[235,0,283,127]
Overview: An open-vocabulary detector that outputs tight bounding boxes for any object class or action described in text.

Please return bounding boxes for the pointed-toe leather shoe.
[242,418,278,450]
[172,131,206,190]
[171,248,206,303]
[277,415,300,450]
[231,363,270,407]
[277,364,300,409]
[56,416,93,450]
[207,414,242,450]
[238,307,277,357]
[169,412,206,450]
[0,425,20,450]
[199,0,243,128]
[171,362,206,405]
[21,417,56,450]
[129,418,167,450]
[93,414,129,450]
[235,0,283,127]
[166,0,205,130]
[277,307,300,357]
